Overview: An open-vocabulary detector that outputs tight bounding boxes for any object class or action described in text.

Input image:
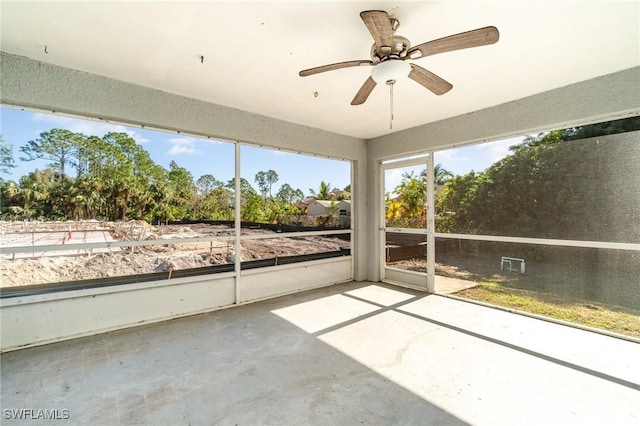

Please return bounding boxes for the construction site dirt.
[0,221,350,288]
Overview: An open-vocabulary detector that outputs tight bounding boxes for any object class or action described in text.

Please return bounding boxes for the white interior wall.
[365,66,640,282]
[0,259,352,351]
[238,258,352,303]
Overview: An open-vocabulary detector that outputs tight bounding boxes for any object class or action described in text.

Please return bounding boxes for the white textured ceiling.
[1,1,638,139]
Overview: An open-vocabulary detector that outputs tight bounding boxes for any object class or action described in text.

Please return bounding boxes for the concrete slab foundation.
[1,281,638,425]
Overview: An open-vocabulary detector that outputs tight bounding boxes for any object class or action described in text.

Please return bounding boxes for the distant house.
[337,200,351,217]
[306,200,334,216]
[296,200,311,215]
[306,199,351,216]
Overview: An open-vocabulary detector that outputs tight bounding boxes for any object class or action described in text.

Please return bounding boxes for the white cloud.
[473,137,522,163]
[31,113,151,144]
[435,148,471,165]
[167,137,198,155]
[435,136,525,176]
[384,165,425,195]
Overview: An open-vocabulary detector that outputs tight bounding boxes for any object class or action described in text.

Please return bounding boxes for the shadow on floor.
[2,281,639,425]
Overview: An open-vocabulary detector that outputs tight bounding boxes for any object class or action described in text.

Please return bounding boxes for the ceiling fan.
[299,10,499,106]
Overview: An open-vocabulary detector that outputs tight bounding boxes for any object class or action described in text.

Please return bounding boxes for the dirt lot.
[0,221,349,288]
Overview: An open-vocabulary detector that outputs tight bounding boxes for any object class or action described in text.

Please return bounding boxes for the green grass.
[454,282,640,338]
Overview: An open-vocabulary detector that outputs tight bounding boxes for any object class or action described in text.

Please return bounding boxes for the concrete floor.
[1,281,639,425]
[434,275,478,294]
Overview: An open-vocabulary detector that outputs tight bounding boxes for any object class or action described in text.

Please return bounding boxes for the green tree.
[0,136,16,177]
[434,164,454,186]
[254,171,269,199]
[208,187,234,219]
[193,174,231,220]
[74,175,104,219]
[241,193,264,222]
[82,132,168,221]
[254,169,279,202]
[19,129,83,182]
[99,133,140,220]
[227,178,256,199]
[435,171,485,233]
[417,164,453,186]
[265,169,279,199]
[310,181,331,200]
[0,180,20,217]
[167,160,196,219]
[16,170,54,218]
[395,171,427,219]
[434,116,640,241]
[276,183,304,205]
[196,174,224,196]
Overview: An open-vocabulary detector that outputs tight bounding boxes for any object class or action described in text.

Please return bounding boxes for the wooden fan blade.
[408,64,453,95]
[407,26,499,59]
[299,60,373,77]
[351,77,377,105]
[360,10,394,51]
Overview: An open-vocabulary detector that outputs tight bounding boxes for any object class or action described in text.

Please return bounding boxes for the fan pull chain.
[387,79,396,130]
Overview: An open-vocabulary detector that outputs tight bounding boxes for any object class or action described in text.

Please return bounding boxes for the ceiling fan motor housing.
[370,35,411,63]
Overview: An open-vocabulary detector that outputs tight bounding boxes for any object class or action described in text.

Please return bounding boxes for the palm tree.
[18,182,46,218]
[435,164,454,185]
[421,164,454,186]
[1,181,20,209]
[309,181,331,200]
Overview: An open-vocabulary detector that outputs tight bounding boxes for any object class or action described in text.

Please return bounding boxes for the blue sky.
[1,106,521,195]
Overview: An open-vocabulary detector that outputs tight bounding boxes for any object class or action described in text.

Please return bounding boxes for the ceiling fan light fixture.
[371,59,411,84]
